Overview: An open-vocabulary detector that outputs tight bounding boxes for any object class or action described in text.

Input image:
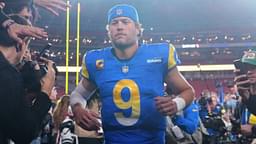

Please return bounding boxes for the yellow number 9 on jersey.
[113,79,141,126]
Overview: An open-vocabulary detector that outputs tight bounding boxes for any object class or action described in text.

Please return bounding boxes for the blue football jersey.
[81,43,180,144]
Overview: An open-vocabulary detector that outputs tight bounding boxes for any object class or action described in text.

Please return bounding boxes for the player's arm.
[155,67,195,116]
[166,67,195,110]
[70,78,101,131]
[70,78,95,108]
[155,44,195,116]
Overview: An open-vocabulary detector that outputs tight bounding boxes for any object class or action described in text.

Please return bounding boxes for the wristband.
[172,97,186,112]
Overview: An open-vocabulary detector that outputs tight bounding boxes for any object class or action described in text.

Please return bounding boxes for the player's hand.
[34,0,70,16]
[8,23,48,45]
[72,104,101,131]
[155,96,178,116]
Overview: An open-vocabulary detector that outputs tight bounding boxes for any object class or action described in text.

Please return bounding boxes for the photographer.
[0,15,55,144]
[234,49,256,137]
[198,92,225,144]
[234,49,256,116]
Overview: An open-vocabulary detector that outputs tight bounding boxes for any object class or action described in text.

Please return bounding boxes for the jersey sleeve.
[81,52,90,79]
[167,44,181,70]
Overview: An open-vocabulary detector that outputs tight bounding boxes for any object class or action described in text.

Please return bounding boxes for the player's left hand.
[155,96,178,116]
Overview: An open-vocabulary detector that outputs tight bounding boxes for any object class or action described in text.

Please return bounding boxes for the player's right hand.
[73,104,101,131]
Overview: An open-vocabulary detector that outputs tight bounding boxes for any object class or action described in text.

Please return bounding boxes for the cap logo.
[116,9,123,15]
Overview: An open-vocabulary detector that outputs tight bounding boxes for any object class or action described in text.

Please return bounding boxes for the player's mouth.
[115,33,126,38]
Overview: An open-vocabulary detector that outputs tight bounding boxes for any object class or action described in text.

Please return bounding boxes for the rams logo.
[116,9,123,15]
[96,59,104,70]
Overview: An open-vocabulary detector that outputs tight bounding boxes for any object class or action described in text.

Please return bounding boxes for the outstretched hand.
[34,0,70,16]
[8,23,48,44]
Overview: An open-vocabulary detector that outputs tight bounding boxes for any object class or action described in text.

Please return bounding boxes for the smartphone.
[38,43,52,58]
[36,43,52,63]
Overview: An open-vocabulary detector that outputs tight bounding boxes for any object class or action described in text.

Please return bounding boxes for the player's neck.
[114,43,139,60]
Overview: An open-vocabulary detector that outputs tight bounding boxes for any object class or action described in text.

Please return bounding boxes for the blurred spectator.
[52,95,75,144]
[199,92,223,144]
[53,96,72,132]
[3,0,36,22]
[166,100,202,144]
[207,93,222,115]
[224,84,239,114]
[235,48,256,115]
[34,0,69,16]
[3,0,69,22]
[0,15,55,143]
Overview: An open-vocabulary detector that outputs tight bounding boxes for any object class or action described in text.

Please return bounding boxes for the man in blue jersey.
[70,4,195,144]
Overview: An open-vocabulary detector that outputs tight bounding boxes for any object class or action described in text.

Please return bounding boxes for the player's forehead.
[110,17,134,23]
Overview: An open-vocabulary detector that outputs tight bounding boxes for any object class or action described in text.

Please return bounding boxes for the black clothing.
[0,52,51,144]
[0,9,9,28]
[244,95,256,115]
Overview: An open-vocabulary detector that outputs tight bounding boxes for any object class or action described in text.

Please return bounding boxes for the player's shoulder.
[86,47,111,56]
[83,47,111,60]
[146,42,169,49]
[145,43,175,51]
[143,43,174,54]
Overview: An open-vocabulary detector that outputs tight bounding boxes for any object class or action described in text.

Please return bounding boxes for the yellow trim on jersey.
[168,44,177,69]
[81,63,89,79]
[81,53,90,79]
[249,114,256,125]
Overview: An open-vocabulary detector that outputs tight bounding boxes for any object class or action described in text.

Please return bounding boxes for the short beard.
[112,41,133,51]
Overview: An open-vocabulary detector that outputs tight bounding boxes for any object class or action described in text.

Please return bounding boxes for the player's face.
[108,17,140,50]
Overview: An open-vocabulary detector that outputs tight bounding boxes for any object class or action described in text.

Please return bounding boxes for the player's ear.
[106,25,111,38]
[136,23,143,38]
[106,25,109,31]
